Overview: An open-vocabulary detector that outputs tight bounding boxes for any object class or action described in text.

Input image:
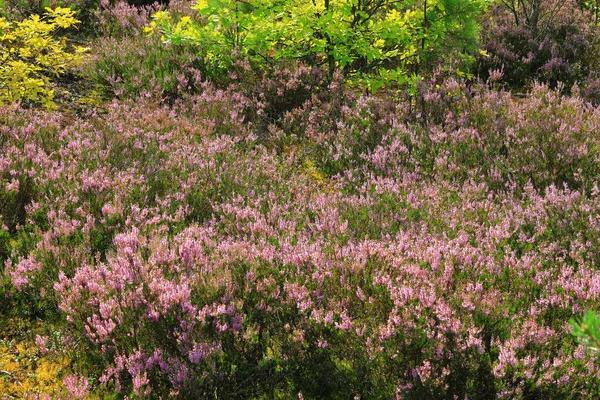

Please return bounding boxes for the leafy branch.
[571,310,600,354]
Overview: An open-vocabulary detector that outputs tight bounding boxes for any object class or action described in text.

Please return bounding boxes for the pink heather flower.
[101,202,118,217]
[334,311,354,332]
[63,374,89,399]
[86,314,117,342]
[8,256,43,290]
[231,314,243,332]
[5,178,19,191]
[216,320,229,333]
[133,372,151,396]
[35,335,48,355]
[188,343,209,364]
[413,360,432,383]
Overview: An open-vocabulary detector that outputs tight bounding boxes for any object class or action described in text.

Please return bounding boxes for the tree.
[147,0,489,90]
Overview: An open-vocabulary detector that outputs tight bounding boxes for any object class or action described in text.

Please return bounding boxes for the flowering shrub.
[94,0,164,37]
[478,0,600,95]
[84,0,210,100]
[3,70,600,398]
[84,32,205,99]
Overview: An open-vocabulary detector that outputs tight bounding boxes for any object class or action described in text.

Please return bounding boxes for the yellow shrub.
[0,8,88,108]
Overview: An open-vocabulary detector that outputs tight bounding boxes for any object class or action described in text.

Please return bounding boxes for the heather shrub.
[86,0,208,100]
[4,70,600,398]
[94,0,162,37]
[84,33,205,99]
[274,76,600,196]
[407,79,600,192]
[0,89,254,314]
[478,0,600,95]
[166,0,197,16]
[0,8,87,108]
[232,62,332,140]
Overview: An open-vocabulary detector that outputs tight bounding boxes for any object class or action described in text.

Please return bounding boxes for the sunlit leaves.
[571,311,600,353]
[148,0,489,90]
[44,7,79,28]
[0,8,87,108]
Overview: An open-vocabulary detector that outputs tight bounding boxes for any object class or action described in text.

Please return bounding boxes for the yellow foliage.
[35,356,71,393]
[302,160,329,186]
[0,7,88,108]
[0,331,72,398]
[77,89,104,106]
[45,7,80,28]
[0,317,108,399]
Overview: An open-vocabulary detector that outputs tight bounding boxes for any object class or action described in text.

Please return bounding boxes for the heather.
[477,0,600,101]
[3,0,600,399]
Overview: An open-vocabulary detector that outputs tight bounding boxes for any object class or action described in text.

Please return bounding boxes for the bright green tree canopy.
[148,0,490,90]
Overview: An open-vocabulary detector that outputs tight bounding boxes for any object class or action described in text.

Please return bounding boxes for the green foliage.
[147,0,490,90]
[571,311,600,355]
[583,0,600,23]
[0,7,87,108]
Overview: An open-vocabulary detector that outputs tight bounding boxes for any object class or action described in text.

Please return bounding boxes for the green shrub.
[572,311,600,355]
[146,0,490,91]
